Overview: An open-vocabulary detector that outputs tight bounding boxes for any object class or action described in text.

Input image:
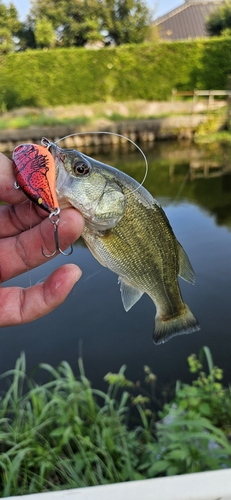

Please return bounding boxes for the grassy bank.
[195,130,231,144]
[1,100,230,147]
[0,100,197,131]
[0,347,230,496]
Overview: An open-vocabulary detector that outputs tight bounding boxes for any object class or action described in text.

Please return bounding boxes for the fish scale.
[43,138,200,345]
[83,187,182,318]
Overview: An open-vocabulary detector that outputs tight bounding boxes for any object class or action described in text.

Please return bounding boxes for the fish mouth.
[48,146,65,170]
[41,139,66,165]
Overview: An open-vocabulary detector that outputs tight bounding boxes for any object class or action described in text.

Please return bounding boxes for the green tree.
[0,1,21,53]
[28,0,151,47]
[29,0,104,47]
[16,21,36,50]
[34,17,56,48]
[206,1,231,37]
[101,0,151,45]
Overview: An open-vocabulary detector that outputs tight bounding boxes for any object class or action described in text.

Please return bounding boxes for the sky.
[3,0,184,21]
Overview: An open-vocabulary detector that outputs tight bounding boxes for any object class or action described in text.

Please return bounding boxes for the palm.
[0,153,84,326]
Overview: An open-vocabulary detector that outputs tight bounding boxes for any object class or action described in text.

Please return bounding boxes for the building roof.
[153,0,224,41]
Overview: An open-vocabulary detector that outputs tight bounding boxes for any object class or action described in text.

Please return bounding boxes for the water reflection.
[1,141,231,389]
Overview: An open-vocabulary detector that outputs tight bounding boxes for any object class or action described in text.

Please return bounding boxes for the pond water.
[1,140,231,391]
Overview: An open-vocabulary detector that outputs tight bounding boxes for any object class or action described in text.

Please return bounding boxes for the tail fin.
[153,304,200,345]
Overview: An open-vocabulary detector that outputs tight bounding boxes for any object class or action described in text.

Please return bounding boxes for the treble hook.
[42,208,73,258]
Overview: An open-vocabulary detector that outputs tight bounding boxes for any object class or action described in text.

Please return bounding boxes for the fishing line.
[35,276,49,285]
[26,200,33,287]
[172,168,190,205]
[55,131,149,195]
[55,132,190,204]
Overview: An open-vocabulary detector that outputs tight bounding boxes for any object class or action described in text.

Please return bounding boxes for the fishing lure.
[12,143,73,257]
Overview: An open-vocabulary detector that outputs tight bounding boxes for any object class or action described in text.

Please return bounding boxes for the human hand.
[0,152,85,326]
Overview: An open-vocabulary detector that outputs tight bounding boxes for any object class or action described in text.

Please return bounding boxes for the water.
[1,140,231,390]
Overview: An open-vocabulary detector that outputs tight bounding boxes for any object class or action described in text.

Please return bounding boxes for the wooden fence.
[172,88,231,109]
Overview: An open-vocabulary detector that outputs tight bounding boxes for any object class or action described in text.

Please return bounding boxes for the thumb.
[0,263,82,326]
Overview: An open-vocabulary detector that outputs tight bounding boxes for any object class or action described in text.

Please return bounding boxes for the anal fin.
[178,243,195,285]
[118,277,143,311]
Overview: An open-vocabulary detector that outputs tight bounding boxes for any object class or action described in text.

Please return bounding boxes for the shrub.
[0,38,231,110]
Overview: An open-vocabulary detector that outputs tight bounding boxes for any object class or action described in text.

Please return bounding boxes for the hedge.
[0,38,231,109]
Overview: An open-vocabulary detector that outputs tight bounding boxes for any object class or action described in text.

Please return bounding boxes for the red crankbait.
[13,143,59,213]
[12,143,73,257]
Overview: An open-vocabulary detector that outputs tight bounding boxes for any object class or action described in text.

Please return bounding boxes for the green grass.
[0,347,231,496]
[0,100,211,131]
[0,109,200,130]
[0,110,172,130]
[194,105,230,143]
[104,111,193,122]
[195,130,231,144]
[0,113,90,130]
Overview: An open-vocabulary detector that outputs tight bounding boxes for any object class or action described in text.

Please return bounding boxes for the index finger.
[0,152,27,204]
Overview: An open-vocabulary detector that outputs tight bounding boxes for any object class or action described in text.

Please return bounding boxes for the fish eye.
[73,160,90,176]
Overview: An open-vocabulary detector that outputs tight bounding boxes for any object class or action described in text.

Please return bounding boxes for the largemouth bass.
[42,137,200,344]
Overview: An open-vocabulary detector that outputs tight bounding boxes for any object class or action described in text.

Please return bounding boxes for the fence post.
[171,88,177,101]
[227,76,231,131]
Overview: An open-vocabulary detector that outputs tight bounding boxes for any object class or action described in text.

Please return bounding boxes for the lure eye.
[73,160,90,176]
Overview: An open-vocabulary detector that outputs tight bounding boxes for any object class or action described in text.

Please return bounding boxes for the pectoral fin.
[118,278,143,311]
[178,243,195,284]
